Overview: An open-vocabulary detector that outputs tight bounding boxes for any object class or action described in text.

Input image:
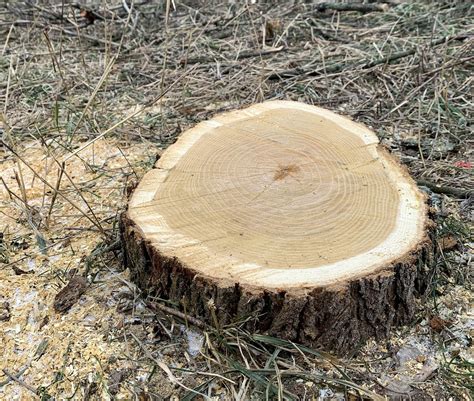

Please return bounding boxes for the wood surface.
[121,101,433,352]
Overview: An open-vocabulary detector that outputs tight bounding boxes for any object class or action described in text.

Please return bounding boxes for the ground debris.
[0,301,10,321]
[377,340,439,397]
[108,368,130,395]
[0,0,472,399]
[53,276,88,313]
[11,265,34,275]
[429,315,452,333]
[438,235,459,251]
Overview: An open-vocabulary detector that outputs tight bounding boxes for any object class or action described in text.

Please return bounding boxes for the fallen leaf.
[53,276,88,313]
[429,316,451,332]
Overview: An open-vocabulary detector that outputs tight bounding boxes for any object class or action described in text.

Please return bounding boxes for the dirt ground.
[0,1,472,400]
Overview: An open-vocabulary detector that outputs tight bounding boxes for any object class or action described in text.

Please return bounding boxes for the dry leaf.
[429,316,451,332]
[53,276,88,313]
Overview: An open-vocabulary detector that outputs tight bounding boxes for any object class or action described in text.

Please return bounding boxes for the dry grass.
[0,0,472,400]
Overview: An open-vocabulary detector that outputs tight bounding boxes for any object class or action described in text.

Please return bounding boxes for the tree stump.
[121,101,433,352]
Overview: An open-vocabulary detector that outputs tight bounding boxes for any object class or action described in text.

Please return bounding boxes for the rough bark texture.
[120,212,434,353]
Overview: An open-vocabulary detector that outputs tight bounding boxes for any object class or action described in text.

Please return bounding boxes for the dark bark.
[120,212,434,354]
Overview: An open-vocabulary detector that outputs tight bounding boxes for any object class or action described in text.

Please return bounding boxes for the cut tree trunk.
[121,101,433,353]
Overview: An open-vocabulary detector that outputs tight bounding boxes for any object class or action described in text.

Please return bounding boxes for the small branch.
[129,332,208,398]
[7,19,120,47]
[417,179,472,199]
[46,162,65,226]
[180,46,285,65]
[145,300,207,329]
[2,369,38,396]
[269,34,469,79]
[316,2,389,13]
[0,366,27,387]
